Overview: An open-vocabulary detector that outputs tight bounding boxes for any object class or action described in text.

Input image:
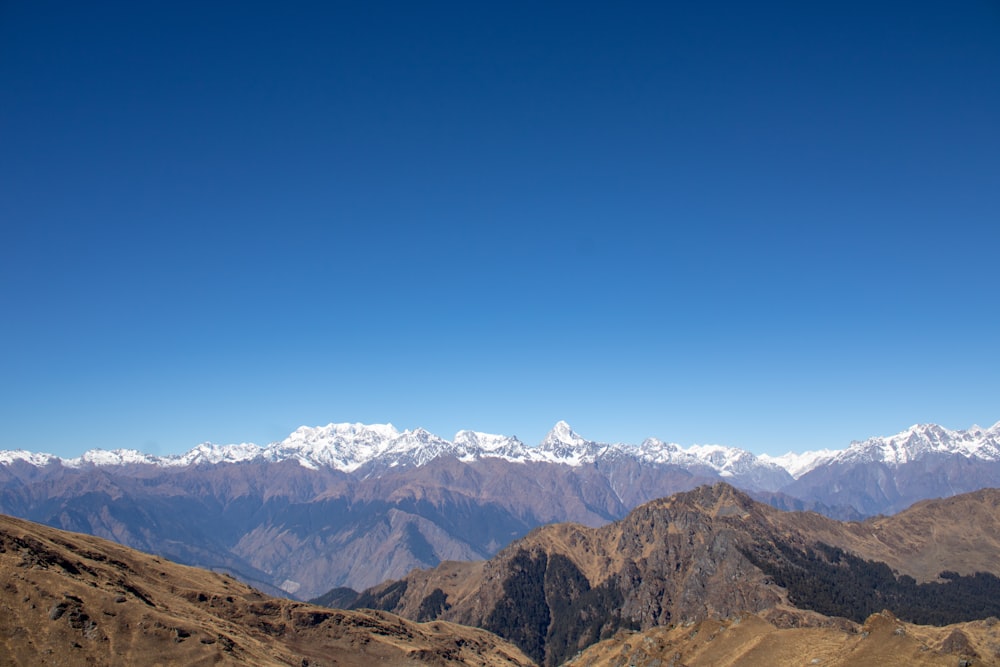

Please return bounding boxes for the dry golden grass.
[0,513,532,666]
[566,608,1000,667]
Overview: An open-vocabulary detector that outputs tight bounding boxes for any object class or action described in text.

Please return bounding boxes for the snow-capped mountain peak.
[0,449,61,467]
[172,442,263,466]
[454,430,517,450]
[684,444,750,477]
[836,422,1000,466]
[759,449,840,479]
[536,421,610,464]
[2,420,998,488]
[453,430,529,460]
[64,449,162,467]
[263,422,402,471]
[540,421,585,449]
[635,437,692,464]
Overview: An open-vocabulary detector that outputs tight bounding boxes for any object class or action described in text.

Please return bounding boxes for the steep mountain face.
[2,420,999,600]
[339,484,1000,666]
[0,512,532,667]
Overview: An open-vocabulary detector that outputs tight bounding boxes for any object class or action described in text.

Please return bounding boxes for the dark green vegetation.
[417,588,451,622]
[308,586,359,609]
[351,579,409,612]
[742,541,1000,625]
[484,551,550,664]
[483,550,637,667]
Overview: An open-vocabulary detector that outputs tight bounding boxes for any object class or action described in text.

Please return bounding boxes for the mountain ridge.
[5,419,999,482]
[335,483,1000,666]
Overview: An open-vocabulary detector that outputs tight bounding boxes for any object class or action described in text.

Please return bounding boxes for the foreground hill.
[0,513,532,666]
[567,609,1000,667]
[2,420,998,599]
[334,484,1000,666]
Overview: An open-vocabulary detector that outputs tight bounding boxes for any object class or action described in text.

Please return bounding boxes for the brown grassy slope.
[379,484,788,630]
[831,487,1000,582]
[487,483,1000,590]
[371,485,1000,629]
[0,513,533,667]
[566,609,1000,667]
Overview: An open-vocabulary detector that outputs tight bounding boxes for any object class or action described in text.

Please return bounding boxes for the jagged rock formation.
[0,512,532,666]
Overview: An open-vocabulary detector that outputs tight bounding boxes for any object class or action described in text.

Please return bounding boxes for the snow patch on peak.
[287,422,400,442]
[4,419,997,480]
[837,422,1000,466]
[633,438,700,466]
[0,449,61,467]
[541,421,585,448]
[266,422,402,472]
[170,442,263,466]
[453,430,528,458]
[685,444,756,477]
[535,421,611,464]
[64,449,162,467]
[760,449,840,479]
[454,430,503,449]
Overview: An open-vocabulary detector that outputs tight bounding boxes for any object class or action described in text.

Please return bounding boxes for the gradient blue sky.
[2,1,998,457]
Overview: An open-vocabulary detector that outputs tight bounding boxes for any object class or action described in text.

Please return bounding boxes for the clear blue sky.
[2,1,998,457]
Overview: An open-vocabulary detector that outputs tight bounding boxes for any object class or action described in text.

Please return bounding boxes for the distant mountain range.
[1,420,999,599]
[5,419,999,482]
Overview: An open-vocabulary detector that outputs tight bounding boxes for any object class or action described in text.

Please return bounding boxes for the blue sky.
[2,1,998,457]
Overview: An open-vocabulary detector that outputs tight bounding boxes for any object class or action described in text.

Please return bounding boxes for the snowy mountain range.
[2,418,1000,599]
[3,420,1000,482]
